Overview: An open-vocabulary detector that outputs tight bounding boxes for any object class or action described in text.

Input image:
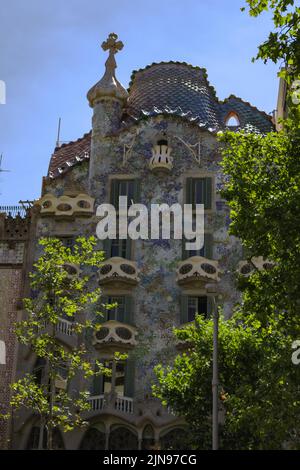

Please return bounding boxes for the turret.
[87,33,128,138]
[87,33,128,196]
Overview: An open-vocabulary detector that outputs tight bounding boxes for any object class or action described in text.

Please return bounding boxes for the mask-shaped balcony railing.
[98,257,139,287]
[37,193,95,218]
[176,256,221,287]
[238,256,275,277]
[93,320,137,352]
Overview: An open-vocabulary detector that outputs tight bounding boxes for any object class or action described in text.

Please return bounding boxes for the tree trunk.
[47,324,56,450]
[38,417,45,450]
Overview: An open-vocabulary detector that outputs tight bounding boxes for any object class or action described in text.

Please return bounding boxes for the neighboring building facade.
[0,34,274,450]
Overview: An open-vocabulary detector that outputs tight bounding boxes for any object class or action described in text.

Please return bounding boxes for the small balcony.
[87,394,134,415]
[238,256,275,277]
[63,262,81,279]
[38,317,76,350]
[98,257,139,287]
[176,256,221,288]
[93,320,137,352]
[37,193,95,218]
[56,317,75,336]
[149,143,173,174]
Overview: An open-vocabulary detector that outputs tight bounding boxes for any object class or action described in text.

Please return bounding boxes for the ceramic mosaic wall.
[41,113,243,400]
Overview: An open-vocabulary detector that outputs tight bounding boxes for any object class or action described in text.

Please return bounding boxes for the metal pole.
[212,296,219,450]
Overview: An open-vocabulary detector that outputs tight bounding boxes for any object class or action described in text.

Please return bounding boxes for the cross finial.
[101,33,124,55]
[87,33,127,107]
[101,33,124,78]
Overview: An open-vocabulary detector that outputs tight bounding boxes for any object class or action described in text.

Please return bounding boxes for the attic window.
[225,112,240,127]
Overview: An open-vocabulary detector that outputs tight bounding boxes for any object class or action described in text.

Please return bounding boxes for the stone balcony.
[93,320,137,353]
[176,256,221,288]
[56,317,75,337]
[37,317,76,350]
[87,393,134,415]
[238,256,275,277]
[37,193,94,218]
[98,257,139,287]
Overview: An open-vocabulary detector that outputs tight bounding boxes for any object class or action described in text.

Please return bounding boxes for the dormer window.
[225,112,240,127]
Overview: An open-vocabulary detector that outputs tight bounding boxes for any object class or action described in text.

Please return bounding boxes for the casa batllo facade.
[0,33,274,450]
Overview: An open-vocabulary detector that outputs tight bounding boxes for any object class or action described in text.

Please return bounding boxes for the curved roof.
[125,62,274,133]
[48,132,91,178]
[126,62,220,130]
[48,62,274,178]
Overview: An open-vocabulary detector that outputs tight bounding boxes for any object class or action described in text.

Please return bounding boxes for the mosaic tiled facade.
[0,34,274,450]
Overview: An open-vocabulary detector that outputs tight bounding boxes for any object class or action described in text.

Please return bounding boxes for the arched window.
[142,424,155,450]
[80,427,106,450]
[109,426,138,450]
[160,428,187,450]
[26,426,64,449]
[225,112,240,127]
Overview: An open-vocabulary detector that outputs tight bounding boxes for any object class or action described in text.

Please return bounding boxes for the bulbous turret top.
[87,33,128,107]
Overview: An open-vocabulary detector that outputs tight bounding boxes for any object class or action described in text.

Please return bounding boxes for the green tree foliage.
[8,236,106,449]
[153,315,300,449]
[242,0,300,81]
[154,1,300,450]
[219,114,300,331]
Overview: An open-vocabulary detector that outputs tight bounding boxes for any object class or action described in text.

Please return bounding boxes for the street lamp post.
[212,295,219,450]
[205,284,220,450]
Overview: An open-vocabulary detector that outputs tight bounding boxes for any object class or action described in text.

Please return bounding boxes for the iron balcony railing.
[0,205,28,218]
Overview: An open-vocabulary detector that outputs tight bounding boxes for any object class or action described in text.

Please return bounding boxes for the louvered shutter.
[207,296,214,318]
[124,296,134,325]
[204,233,213,259]
[204,178,212,210]
[103,238,112,259]
[91,363,104,395]
[125,239,132,259]
[110,179,119,207]
[124,357,135,398]
[180,295,189,324]
[133,179,141,204]
[97,296,108,323]
[186,178,193,204]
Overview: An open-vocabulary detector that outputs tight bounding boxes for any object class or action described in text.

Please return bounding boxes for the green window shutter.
[97,296,108,323]
[103,238,112,259]
[182,239,188,260]
[186,178,193,204]
[91,364,104,395]
[204,233,213,259]
[207,296,214,318]
[124,296,134,325]
[180,295,189,324]
[110,179,119,206]
[133,179,141,204]
[124,357,135,398]
[204,178,212,210]
[125,239,132,259]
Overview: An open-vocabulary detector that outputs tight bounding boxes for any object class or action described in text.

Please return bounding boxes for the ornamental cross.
[101,33,124,55]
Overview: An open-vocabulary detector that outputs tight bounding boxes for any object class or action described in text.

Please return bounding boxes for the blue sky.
[0,0,279,205]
